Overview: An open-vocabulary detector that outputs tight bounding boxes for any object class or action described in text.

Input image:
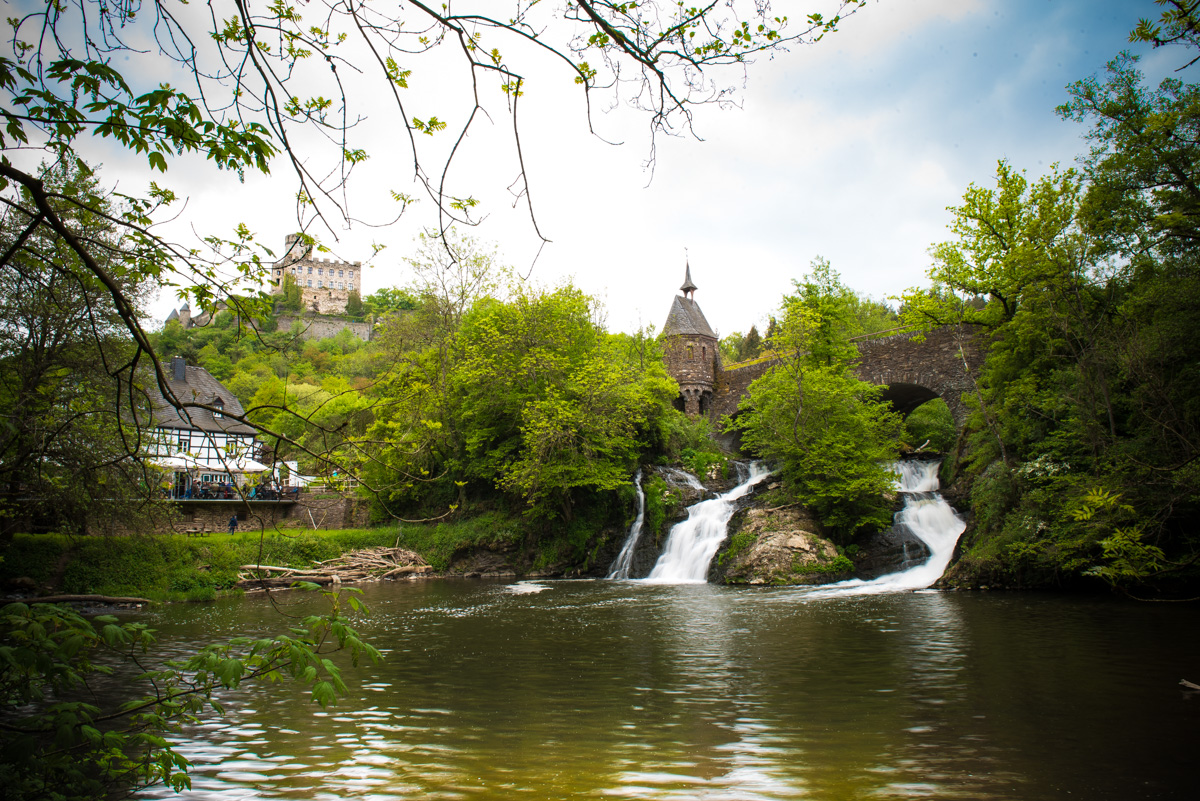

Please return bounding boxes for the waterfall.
[645,461,771,583]
[805,459,966,597]
[663,467,705,491]
[607,470,646,579]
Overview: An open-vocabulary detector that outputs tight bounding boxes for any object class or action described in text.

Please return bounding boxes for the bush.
[903,398,956,452]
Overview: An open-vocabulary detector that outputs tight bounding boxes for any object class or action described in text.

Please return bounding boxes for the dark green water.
[135,580,1199,800]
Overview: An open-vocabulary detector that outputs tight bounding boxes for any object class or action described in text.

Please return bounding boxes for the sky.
[130,0,1183,338]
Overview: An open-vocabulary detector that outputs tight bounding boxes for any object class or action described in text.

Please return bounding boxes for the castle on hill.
[165,235,364,329]
[270,233,361,315]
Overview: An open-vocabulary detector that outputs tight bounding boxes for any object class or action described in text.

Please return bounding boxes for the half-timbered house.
[146,357,263,495]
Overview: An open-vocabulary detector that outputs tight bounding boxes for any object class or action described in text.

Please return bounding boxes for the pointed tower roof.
[662,295,717,339]
[680,260,698,298]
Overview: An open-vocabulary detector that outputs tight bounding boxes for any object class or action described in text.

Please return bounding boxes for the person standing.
[228,514,239,535]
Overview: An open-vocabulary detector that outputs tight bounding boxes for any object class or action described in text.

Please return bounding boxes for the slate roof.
[146,365,256,435]
[663,295,717,339]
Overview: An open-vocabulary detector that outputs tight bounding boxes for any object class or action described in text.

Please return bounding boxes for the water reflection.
[134,582,1200,800]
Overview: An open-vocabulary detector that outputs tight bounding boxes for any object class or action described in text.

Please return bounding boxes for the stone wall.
[711,358,776,420]
[275,314,373,342]
[852,325,983,428]
[699,324,983,429]
[663,334,719,414]
[109,493,372,535]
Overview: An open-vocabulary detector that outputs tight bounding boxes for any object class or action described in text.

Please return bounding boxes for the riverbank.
[0,511,537,602]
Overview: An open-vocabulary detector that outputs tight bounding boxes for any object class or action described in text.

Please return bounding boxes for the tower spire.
[680,258,697,299]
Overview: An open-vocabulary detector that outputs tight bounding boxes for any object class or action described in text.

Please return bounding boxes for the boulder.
[712,505,850,586]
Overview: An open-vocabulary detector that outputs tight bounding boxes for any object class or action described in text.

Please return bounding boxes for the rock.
[853,522,932,580]
[448,550,518,578]
[712,505,850,586]
[5,576,39,592]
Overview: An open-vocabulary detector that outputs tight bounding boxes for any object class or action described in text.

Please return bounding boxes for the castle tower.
[662,260,718,416]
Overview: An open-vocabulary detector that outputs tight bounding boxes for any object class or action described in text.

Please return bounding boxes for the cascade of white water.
[645,461,771,583]
[607,470,646,579]
[805,459,966,597]
[663,467,705,491]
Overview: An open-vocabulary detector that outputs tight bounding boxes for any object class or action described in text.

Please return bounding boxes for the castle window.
[318,268,324,276]
[307,280,312,287]
[702,346,707,360]
[338,270,344,277]
[338,281,343,290]
[307,266,313,274]
[318,280,323,288]
[274,269,280,277]
[349,270,354,278]
[687,345,694,359]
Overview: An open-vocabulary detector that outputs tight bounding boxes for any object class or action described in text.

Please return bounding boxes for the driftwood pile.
[236,547,433,592]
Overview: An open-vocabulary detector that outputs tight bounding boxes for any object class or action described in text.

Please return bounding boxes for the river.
[135,580,1200,800]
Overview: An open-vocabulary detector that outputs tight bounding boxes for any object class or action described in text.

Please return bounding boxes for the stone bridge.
[709,325,983,428]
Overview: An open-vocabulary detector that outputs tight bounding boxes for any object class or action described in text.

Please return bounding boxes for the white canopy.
[151,454,269,474]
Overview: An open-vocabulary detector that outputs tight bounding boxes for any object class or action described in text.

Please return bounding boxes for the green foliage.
[642,475,679,541]
[791,552,854,574]
[0,529,402,601]
[902,399,956,453]
[454,284,675,518]
[0,592,377,800]
[718,530,756,565]
[659,412,728,477]
[362,287,418,317]
[393,513,523,571]
[344,289,365,319]
[279,272,304,312]
[912,53,1200,591]
[735,260,904,539]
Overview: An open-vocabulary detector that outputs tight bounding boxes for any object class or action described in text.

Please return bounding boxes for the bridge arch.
[705,325,983,433]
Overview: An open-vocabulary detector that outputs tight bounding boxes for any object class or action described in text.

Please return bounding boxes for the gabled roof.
[663,295,717,339]
[146,365,256,435]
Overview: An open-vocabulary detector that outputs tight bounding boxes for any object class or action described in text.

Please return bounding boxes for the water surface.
[136,581,1200,800]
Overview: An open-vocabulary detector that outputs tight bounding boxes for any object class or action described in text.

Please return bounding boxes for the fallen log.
[239,565,295,574]
[6,594,154,606]
[235,575,338,590]
[381,565,433,579]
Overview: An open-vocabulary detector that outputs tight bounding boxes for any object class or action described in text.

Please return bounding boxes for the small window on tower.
[687,345,694,359]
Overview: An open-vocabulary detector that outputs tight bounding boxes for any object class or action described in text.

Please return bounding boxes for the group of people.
[169,478,298,500]
[183,481,237,500]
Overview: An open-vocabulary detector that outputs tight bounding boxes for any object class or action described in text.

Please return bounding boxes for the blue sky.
[131,0,1182,337]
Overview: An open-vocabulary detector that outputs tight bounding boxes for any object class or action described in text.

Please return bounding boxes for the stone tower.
[662,261,719,416]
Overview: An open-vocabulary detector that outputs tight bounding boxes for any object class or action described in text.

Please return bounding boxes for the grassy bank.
[0,512,525,602]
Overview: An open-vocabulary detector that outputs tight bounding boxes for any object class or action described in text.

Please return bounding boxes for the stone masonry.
[661,263,720,416]
[660,268,983,429]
